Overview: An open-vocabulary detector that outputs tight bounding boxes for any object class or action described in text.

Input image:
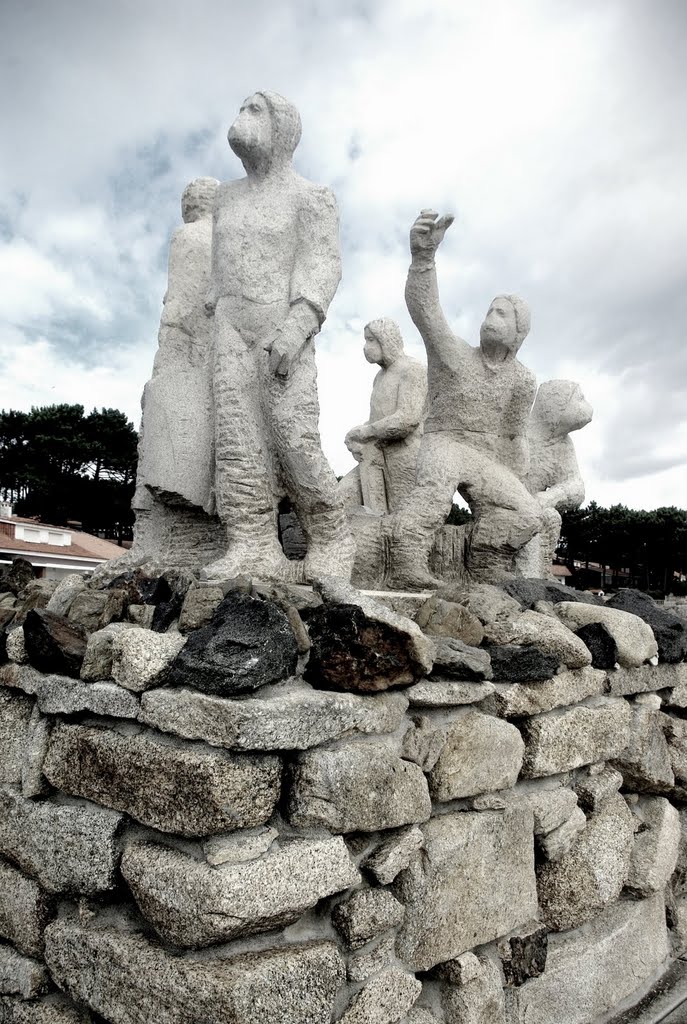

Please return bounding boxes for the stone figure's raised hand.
[264,321,306,378]
[409,209,454,257]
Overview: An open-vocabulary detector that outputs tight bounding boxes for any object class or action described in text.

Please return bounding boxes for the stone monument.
[387,210,541,589]
[339,318,427,515]
[517,380,593,578]
[203,91,353,583]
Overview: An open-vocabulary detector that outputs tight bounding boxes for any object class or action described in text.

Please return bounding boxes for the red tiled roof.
[0,532,123,561]
[551,564,572,577]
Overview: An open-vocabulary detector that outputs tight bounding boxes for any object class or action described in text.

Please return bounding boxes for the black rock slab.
[486,644,560,683]
[0,557,36,596]
[23,609,88,678]
[167,590,298,696]
[574,622,618,669]
[501,927,548,986]
[500,579,603,609]
[606,589,687,663]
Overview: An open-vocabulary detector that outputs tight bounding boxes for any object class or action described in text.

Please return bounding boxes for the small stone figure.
[130,176,224,568]
[389,210,541,588]
[203,91,353,582]
[517,380,593,578]
[339,319,427,515]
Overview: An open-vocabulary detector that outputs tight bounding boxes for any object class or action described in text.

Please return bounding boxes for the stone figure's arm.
[405,210,468,366]
[538,439,585,511]
[266,186,342,376]
[509,371,538,480]
[357,365,428,444]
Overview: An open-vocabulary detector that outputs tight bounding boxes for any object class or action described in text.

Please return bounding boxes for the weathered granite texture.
[340,319,427,516]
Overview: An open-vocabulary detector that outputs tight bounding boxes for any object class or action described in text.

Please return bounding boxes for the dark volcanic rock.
[486,644,559,683]
[23,609,88,678]
[0,557,36,596]
[107,569,165,605]
[167,590,298,696]
[500,579,602,609]
[500,927,548,986]
[574,622,618,669]
[431,637,493,681]
[305,603,424,693]
[606,589,687,663]
[105,568,193,633]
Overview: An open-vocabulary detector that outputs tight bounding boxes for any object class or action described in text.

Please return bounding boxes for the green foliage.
[559,503,687,595]
[0,404,138,542]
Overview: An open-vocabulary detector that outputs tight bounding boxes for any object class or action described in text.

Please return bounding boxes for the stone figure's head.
[181,177,220,223]
[479,294,531,359]
[228,91,302,170]
[363,319,404,367]
[531,380,593,438]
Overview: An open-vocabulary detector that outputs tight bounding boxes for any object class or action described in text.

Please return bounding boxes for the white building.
[0,503,123,580]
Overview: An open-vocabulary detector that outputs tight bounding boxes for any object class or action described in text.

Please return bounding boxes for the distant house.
[0,504,122,580]
[551,564,572,584]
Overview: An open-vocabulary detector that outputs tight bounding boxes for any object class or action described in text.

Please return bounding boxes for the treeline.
[560,502,687,596]
[0,405,138,543]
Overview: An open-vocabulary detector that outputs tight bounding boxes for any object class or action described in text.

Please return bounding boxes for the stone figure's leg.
[338,465,363,511]
[387,434,459,590]
[266,343,354,581]
[459,450,542,583]
[202,303,288,581]
[383,438,421,514]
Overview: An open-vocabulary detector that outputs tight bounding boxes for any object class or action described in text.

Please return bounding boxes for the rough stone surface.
[42,723,281,837]
[0,690,33,784]
[202,825,277,866]
[0,788,123,894]
[555,601,658,668]
[288,742,431,833]
[536,793,635,930]
[574,622,618,669]
[486,645,559,683]
[611,704,674,791]
[45,574,87,618]
[111,627,186,692]
[427,710,524,801]
[480,666,606,718]
[440,953,506,1023]
[1,559,35,597]
[498,927,548,987]
[538,806,587,861]
[574,765,623,811]
[346,934,395,982]
[5,630,27,665]
[0,859,54,957]
[332,888,405,950]
[22,611,88,679]
[510,786,579,837]
[167,591,298,696]
[505,895,669,1024]
[0,945,49,999]
[626,796,680,896]
[406,679,494,707]
[483,611,591,670]
[607,661,686,697]
[79,623,132,682]
[5,665,139,719]
[607,588,687,663]
[337,966,421,1024]
[415,597,484,645]
[0,995,91,1022]
[178,586,224,632]
[402,715,447,773]
[394,809,538,971]
[67,590,125,632]
[663,715,687,789]
[121,836,359,947]
[429,637,492,681]
[10,581,58,627]
[363,826,425,885]
[500,579,601,609]
[44,921,345,1024]
[305,579,433,693]
[140,685,407,751]
[520,698,632,777]
[21,706,51,798]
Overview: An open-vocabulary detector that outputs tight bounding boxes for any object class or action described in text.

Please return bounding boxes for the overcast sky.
[1,0,686,510]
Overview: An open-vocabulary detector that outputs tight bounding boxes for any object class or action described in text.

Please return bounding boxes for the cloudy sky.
[1,0,686,510]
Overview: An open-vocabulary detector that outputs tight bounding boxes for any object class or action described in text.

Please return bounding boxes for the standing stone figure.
[130,177,223,567]
[203,91,354,582]
[339,319,427,515]
[517,379,593,578]
[388,210,541,588]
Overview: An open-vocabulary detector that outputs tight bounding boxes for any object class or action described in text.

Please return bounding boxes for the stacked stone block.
[1,564,687,1023]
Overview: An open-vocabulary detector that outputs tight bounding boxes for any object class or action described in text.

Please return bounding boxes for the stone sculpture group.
[131,91,592,591]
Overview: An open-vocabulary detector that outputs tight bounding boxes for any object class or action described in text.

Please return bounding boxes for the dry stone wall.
[1,563,687,1023]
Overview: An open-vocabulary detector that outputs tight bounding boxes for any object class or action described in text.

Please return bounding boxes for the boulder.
[45,574,87,618]
[332,888,405,949]
[483,611,591,670]
[415,596,484,646]
[430,638,492,681]
[574,765,623,811]
[5,664,139,719]
[607,588,687,663]
[500,579,601,609]
[22,610,88,678]
[67,589,126,632]
[202,826,277,866]
[606,661,685,697]
[0,858,54,958]
[0,943,49,999]
[178,585,224,632]
[0,689,33,785]
[485,645,559,683]
[538,806,587,861]
[497,927,548,987]
[363,826,425,885]
[1,559,35,596]
[346,935,395,982]
[79,622,133,682]
[110,627,186,692]
[626,796,680,897]
[337,967,421,1024]
[480,666,606,718]
[520,698,632,778]
[573,622,618,669]
[611,704,674,792]
[406,679,494,707]
[438,953,506,1023]
[554,602,657,668]
[167,590,298,696]
[426,710,524,801]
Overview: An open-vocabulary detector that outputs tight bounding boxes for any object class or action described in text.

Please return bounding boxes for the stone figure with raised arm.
[202,91,354,582]
[339,318,427,515]
[388,209,542,587]
[129,176,223,568]
[516,379,593,578]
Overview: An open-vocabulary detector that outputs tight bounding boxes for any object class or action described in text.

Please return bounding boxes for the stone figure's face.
[563,384,594,434]
[363,329,383,366]
[228,94,273,161]
[479,298,518,353]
